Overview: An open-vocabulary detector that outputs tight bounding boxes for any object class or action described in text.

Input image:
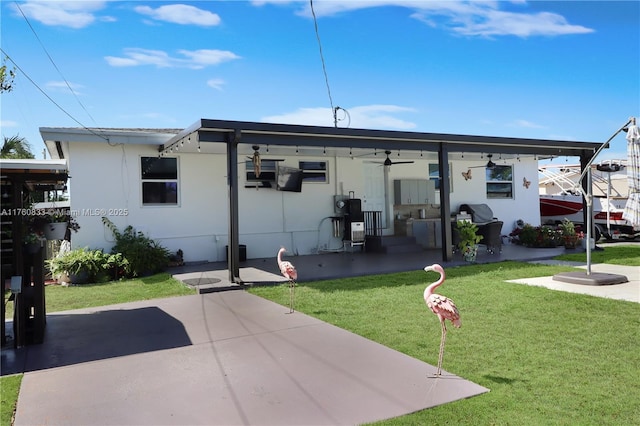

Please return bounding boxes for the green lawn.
[0,374,21,426]
[249,261,640,425]
[554,243,640,266]
[4,272,195,321]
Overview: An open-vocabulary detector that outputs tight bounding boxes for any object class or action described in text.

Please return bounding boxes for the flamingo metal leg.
[436,321,447,376]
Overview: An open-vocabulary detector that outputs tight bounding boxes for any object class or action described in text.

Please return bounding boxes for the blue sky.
[1,1,638,161]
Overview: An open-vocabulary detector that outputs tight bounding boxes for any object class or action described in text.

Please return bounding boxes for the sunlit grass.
[4,272,195,320]
[0,374,22,426]
[249,261,640,425]
[554,244,639,266]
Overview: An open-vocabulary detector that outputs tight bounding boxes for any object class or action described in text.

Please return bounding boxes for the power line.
[309,0,340,127]
[14,1,99,126]
[0,48,108,142]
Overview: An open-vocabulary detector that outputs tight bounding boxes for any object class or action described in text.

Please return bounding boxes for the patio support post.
[579,152,594,241]
[227,129,242,283]
[438,144,453,261]
[11,176,26,347]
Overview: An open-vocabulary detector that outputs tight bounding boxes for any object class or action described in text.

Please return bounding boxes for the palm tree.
[1,135,35,159]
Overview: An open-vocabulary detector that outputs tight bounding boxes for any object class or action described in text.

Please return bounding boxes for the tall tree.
[1,135,35,159]
[1,61,16,93]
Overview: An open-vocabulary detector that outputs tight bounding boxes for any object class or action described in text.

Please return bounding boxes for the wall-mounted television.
[276,166,303,192]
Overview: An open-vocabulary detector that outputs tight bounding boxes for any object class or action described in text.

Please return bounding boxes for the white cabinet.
[394,179,435,205]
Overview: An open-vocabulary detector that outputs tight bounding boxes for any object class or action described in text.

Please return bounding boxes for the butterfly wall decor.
[523,177,531,189]
[461,169,472,181]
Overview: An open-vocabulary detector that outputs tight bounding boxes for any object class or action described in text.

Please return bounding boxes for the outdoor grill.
[344,199,365,245]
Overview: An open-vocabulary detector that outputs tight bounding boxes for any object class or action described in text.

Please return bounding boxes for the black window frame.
[298,160,328,183]
[486,165,513,199]
[141,157,179,206]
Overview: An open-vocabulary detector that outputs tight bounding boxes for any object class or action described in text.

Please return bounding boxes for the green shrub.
[47,247,129,283]
[455,220,483,250]
[517,223,563,247]
[102,217,170,277]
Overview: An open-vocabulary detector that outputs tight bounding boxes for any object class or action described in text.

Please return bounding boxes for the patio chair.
[458,203,503,254]
[477,220,504,254]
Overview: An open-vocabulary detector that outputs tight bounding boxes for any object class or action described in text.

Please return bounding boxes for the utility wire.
[14,1,99,126]
[309,0,339,127]
[1,48,109,142]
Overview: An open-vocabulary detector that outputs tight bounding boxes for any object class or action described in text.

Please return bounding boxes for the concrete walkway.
[507,262,639,303]
[8,291,488,425]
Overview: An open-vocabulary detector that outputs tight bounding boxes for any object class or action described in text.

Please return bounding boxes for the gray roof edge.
[41,120,605,155]
[164,118,604,153]
[39,127,181,145]
[0,158,67,171]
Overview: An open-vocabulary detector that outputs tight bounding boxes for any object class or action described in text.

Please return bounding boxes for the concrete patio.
[6,291,488,425]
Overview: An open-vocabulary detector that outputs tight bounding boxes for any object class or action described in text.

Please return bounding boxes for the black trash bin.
[225,245,247,262]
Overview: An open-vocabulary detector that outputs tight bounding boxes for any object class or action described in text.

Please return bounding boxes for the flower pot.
[462,244,478,262]
[581,238,595,250]
[58,272,71,284]
[44,222,68,240]
[69,270,89,285]
[25,242,42,254]
[563,235,578,249]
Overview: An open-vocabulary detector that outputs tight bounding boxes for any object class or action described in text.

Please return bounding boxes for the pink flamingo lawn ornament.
[277,247,298,313]
[423,264,461,376]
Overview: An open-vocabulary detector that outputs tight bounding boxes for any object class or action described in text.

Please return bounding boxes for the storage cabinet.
[394,179,435,205]
[410,219,442,248]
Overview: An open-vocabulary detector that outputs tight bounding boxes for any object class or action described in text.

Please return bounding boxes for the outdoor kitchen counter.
[400,217,456,248]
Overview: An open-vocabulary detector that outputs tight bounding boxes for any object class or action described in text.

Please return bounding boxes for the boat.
[539,161,639,240]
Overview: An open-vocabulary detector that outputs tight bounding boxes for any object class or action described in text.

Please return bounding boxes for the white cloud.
[0,119,19,128]
[134,4,221,27]
[179,50,241,68]
[440,10,595,37]
[45,81,84,94]
[207,78,225,91]
[262,104,417,129]
[11,1,110,29]
[105,48,240,69]
[510,119,546,129]
[255,0,594,38]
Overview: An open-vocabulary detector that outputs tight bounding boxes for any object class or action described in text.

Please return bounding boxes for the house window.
[428,163,453,192]
[299,161,328,183]
[486,165,513,199]
[141,157,178,205]
[245,159,277,188]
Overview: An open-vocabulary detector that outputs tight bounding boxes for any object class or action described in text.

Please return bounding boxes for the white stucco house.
[40,119,602,282]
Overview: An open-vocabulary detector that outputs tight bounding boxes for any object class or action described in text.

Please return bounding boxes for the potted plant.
[456,220,483,262]
[559,218,579,249]
[46,247,100,284]
[34,209,81,240]
[43,210,69,240]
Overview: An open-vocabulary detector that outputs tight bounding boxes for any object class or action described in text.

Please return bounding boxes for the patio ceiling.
[157,118,608,284]
[160,118,604,160]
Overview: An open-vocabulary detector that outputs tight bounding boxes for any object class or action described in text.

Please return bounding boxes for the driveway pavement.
[7,291,488,425]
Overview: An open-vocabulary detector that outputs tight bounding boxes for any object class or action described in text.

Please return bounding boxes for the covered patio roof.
[156,119,606,283]
[160,118,604,159]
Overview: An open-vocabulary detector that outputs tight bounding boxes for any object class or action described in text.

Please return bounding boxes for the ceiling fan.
[381,150,415,167]
[468,154,496,169]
